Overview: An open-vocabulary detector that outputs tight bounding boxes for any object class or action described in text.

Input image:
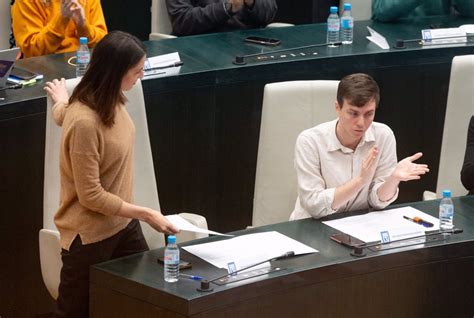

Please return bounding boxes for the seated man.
[166,0,278,36]
[461,116,474,195]
[12,0,107,58]
[372,0,474,22]
[290,73,429,220]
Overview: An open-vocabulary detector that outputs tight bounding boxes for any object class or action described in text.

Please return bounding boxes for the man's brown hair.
[336,73,380,108]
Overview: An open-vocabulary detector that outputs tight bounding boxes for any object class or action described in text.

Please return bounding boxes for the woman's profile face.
[121,56,146,91]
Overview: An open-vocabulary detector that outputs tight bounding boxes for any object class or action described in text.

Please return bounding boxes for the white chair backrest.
[44,79,165,248]
[340,0,372,20]
[151,0,173,38]
[253,80,339,227]
[44,78,80,231]
[436,55,474,197]
[123,80,166,248]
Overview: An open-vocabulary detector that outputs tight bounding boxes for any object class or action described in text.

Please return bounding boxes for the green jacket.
[372,0,474,22]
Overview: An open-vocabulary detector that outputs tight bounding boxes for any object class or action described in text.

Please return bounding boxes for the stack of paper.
[143,52,182,80]
[323,206,440,243]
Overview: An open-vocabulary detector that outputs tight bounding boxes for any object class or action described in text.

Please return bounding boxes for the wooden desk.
[90,196,474,317]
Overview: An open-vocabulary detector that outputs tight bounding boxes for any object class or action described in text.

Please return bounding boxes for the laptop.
[0,47,20,88]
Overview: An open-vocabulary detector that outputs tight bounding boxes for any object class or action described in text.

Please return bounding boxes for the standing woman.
[44,31,178,317]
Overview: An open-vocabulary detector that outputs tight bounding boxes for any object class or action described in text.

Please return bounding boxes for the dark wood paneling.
[0,110,55,317]
[101,0,151,41]
[275,0,339,24]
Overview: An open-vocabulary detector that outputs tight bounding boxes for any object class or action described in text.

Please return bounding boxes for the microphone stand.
[393,34,474,49]
[197,251,295,292]
[350,228,463,257]
[0,83,23,92]
[144,60,184,72]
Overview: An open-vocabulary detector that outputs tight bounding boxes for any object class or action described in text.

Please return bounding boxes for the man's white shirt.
[290,119,399,220]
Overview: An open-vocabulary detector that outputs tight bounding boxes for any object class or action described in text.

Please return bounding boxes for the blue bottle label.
[342,19,353,29]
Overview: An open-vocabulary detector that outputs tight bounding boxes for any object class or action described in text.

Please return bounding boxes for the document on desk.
[421,27,467,46]
[323,207,440,243]
[143,52,182,80]
[166,214,232,237]
[366,26,390,50]
[183,231,317,270]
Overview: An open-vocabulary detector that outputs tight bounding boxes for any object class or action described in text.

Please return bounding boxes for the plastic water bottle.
[76,37,90,77]
[164,235,179,282]
[439,190,454,231]
[340,3,354,44]
[327,6,340,46]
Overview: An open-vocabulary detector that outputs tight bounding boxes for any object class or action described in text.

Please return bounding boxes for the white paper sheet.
[323,206,440,243]
[143,52,182,80]
[459,24,474,34]
[183,231,318,270]
[165,214,232,237]
[366,26,390,50]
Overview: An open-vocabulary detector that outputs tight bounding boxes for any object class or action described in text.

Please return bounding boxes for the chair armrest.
[423,190,437,201]
[266,22,294,28]
[176,213,209,243]
[39,229,62,300]
[149,33,176,40]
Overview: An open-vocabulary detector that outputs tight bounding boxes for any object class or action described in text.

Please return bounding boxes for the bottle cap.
[442,190,452,198]
[344,3,352,10]
[330,6,338,13]
[167,235,177,244]
[79,37,88,45]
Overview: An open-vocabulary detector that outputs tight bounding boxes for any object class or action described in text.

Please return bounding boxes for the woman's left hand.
[44,78,69,105]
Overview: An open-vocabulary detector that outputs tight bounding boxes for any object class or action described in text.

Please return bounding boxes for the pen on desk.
[180,274,203,281]
[145,61,184,72]
[143,71,166,77]
[403,215,434,228]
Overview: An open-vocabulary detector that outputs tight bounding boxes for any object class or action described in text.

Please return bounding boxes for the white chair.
[150,0,176,40]
[423,55,474,200]
[40,79,207,300]
[252,80,339,227]
[340,0,372,20]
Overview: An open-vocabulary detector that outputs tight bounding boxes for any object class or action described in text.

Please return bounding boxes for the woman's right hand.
[44,78,69,105]
[146,209,179,235]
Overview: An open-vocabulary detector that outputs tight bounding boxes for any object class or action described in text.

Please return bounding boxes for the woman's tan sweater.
[52,101,134,250]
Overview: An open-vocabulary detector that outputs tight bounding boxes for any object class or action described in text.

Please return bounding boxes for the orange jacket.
[12,0,107,58]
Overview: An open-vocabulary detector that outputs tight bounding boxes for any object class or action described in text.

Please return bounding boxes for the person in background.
[12,0,107,58]
[290,73,429,220]
[166,0,278,36]
[44,31,178,317]
[461,116,474,195]
[372,0,474,22]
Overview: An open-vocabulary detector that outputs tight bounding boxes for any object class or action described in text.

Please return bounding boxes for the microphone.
[233,42,342,65]
[197,251,296,292]
[350,228,463,257]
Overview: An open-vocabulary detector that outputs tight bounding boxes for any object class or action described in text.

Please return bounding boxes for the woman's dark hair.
[69,31,146,127]
[337,73,380,108]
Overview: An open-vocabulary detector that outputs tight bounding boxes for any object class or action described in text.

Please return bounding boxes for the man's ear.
[335,100,342,115]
